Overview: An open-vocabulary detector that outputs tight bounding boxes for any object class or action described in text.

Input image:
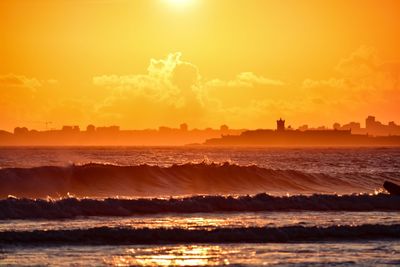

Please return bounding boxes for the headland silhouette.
[205,116,400,146]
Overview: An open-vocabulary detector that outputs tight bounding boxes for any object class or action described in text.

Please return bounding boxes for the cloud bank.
[1,48,399,131]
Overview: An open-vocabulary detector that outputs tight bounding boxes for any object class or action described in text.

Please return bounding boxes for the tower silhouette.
[277,118,285,131]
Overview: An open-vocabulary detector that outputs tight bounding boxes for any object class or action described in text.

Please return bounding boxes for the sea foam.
[1,193,399,219]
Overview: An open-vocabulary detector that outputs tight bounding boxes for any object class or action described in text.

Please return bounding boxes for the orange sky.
[1,0,399,131]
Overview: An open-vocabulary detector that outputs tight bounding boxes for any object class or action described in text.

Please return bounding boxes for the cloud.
[0,74,43,129]
[0,74,59,89]
[3,49,396,131]
[0,74,42,89]
[92,53,291,128]
[0,74,41,103]
[302,78,347,89]
[206,72,284,88]
[205,73,291,117]
[0,74,64,130]
[336,46,378,77]
[301,46,400,123]
[93,52,203,108]
[92,53,209,127]
[309,46,400,92]
[335,46,400,90]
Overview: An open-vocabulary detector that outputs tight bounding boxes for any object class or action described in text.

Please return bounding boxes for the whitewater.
[1,147,400,266]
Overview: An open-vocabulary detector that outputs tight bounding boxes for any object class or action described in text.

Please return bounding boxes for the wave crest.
[1,193,399,219]
[1,162,397,198]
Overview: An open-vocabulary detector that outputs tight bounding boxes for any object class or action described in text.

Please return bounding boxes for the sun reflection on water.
[104,245,229,266]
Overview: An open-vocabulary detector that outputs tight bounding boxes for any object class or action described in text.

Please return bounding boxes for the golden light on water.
[105,246,229,266]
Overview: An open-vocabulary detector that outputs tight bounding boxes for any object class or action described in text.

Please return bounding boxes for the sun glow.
[166,0,193,6]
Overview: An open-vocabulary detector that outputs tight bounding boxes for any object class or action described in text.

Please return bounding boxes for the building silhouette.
[277,118,285,132]
[204,118,400,146]
[1,116,400,146]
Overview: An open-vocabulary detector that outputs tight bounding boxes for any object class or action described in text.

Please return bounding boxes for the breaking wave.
[1,224,400,245]
[0,163,398,199]
[1,193,400,219]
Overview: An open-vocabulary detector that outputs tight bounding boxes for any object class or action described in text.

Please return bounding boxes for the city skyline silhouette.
[1,115,400,146]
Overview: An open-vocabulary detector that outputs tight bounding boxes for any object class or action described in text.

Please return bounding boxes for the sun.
[166,0,193,6]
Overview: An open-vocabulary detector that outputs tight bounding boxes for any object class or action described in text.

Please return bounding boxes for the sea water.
[0,147,399,266]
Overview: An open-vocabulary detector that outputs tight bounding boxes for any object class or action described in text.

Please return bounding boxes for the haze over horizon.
[1,0,399,132]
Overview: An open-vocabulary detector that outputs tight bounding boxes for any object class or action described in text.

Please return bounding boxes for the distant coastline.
[203,129,400,147]
[0,124,244,146]
[204,117,400,147]
[1,116,399,146]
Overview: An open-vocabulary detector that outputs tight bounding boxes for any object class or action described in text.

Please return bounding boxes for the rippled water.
[2,242,400,266]
[1,211,399,232]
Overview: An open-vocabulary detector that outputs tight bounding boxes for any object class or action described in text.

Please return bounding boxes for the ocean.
[0,147,400,266]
